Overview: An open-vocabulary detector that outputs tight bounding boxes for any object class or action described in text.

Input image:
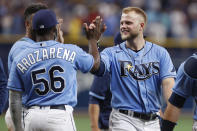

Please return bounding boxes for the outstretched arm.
[9,90,23,131]
[83,16,106,74]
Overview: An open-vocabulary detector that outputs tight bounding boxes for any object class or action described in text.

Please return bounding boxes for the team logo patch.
[119,61,160,80]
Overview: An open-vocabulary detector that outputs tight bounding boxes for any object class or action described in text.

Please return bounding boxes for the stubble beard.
[121,32,138,41]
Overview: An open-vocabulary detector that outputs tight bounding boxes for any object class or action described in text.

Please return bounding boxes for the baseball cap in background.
[32,9,58,30]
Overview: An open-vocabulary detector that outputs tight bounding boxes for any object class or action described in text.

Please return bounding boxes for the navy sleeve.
[169,92,186,108]
[89,73,110,104]
[89,95,101,104]
[0,58,8,114]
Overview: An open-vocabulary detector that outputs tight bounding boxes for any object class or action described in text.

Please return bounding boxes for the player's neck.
[126,36,145,51]
[36,35,53,42]
[25,30,31,39]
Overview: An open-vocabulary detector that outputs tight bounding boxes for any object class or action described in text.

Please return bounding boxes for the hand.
[83,16,106,41]
[56,18,64,43]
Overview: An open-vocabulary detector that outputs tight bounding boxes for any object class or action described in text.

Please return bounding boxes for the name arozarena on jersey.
[17,47,76,73]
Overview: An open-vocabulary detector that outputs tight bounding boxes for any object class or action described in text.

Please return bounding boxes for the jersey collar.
[119,41,153,56]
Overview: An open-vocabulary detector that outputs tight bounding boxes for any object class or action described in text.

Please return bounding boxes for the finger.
[95,16,101,33]
[92,19,96,24]
[83,23,89,32]
[89,23,96,30]
[95,16,101,26]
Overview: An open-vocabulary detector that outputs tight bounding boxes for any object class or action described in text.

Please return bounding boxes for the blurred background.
[0,0,197,130]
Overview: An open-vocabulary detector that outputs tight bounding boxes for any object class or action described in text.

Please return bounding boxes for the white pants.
[193,120,197,131]
[23,105,76,131]
[109,109,160,131]
[5,108,24,131]
[5,108,14,131]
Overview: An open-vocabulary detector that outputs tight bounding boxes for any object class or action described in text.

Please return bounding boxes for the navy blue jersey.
[7,40,94,107]
[101,41,176,113]
[89,72,112,129]
[0,57,8,114]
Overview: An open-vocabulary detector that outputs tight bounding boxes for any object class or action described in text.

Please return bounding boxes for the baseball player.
[8,9,100,131]
[161,53,197,131]
[5,3,49,131]
[84,7,176,131]
[88,32,123,131]
[0,57,8,115]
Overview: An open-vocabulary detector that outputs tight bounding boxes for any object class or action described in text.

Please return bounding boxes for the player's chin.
[121,35,130,40]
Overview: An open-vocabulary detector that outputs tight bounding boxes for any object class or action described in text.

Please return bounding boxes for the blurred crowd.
[0,0,197,40]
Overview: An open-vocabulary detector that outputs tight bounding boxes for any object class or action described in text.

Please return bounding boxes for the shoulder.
[146,41,170,58]
[11,40,28,49]
[150,42,167,52]
[61,43,83,51]
[13,37,34,47]
[102,44,122,54]
[183,54,197,79]
[9,38,34,55]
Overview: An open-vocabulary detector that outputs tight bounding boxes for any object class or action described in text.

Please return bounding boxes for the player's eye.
[125,21,132,25]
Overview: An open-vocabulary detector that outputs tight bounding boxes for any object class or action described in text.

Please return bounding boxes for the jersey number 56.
[31,65,65,96]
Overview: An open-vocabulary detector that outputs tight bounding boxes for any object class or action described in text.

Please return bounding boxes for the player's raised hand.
[56,18,64,43]
[83,16,106,41]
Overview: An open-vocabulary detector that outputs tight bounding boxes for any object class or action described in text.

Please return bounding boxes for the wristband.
[161,119,176,131]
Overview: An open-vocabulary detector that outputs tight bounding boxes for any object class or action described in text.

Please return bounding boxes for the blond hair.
[122,7,147,27]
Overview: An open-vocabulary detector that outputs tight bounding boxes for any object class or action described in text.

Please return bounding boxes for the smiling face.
[120,11,145,40]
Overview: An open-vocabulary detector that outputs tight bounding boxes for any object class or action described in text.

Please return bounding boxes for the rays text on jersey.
[119,61,160,80]
[17,47,76,73]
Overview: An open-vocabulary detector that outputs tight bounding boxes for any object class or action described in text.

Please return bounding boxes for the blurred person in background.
[0,0,196,39]
[97,2,120,36]
[89,32,123,131]
[187,2,197,38]
[161,53,197,131]
[0,57,8,115]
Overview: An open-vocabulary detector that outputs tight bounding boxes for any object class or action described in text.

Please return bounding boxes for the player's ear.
[139,23,145,31]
